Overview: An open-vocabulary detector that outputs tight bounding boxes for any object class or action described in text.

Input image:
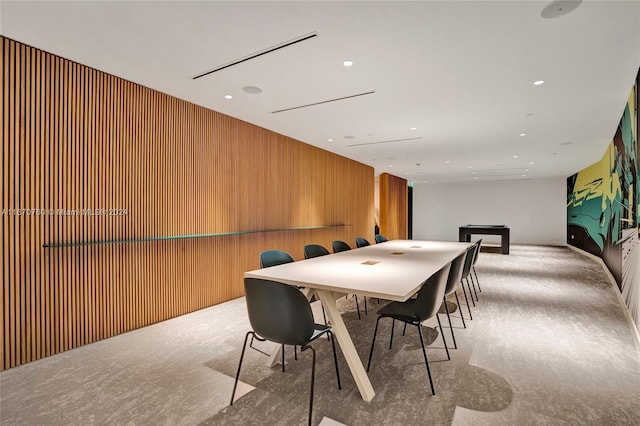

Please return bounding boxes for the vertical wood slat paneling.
[379,173,408,241]
[0,36,374,370]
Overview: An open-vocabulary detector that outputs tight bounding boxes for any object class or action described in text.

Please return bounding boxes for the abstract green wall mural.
[567,70,639,329]
[567,72,640,329]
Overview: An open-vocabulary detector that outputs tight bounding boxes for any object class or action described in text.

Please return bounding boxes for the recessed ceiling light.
[224,95,232,99]
[388,165,393,168]
[522,174,526,177]
[343,60,353,67]
[529,161,534,164]
[525,169,529,172]
[445,161,451,164]
[474,177,479,180]
[472,172,476,175]
[411,127,417,130]
[520,133,527,137]
[327,138,333,142]
[513,155,519,158]
[468,166,472,169]
[533,80,545,86]
[424,180,428,183]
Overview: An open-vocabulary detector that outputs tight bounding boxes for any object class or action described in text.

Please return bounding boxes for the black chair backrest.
[304,244,330,259]
[444,252,466,295]
[374,234,388,243]
[355,237,370,248]
[414,263,451,321]
[332,240,351,253]
[244,278,314,345]
[471,239,482,266]
[260,250,294,268]
[461,245,476,279]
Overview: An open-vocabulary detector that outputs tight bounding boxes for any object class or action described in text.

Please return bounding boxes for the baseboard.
[565,243,640,355]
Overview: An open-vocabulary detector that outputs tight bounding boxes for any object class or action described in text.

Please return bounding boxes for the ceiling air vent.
[193,32,318,79]
[347,137,422,147]
[272,91,375,113]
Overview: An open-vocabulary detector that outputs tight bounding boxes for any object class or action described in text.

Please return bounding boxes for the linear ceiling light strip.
[347,137,422,147]
[272,91,376,113]
[193,32,318,79]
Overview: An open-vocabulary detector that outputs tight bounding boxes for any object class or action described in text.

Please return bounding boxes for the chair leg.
[443,296,457,349]
[402,322,407,336]
[301,345,316,426]
[469,274,479,302]
[466,277,476,307]
[327,331,342,389]
[436,314,450,360]
[452,291,467,333]
[364,297,368,315]
[454,292,467,328]
[367,317,383,371]
[295,345,297,360]
[416,324,436,395]
[354,295,361,320]
[460,280,473,320]
[473,266,482,292]
[281,344,286,372]
[389,319,396,349]
[230,331,253,405]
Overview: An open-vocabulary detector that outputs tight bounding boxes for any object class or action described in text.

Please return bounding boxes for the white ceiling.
[1,1,639,183]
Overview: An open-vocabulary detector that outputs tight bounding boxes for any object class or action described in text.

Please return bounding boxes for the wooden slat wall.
[379,173,408,240]
[0,37,374,370]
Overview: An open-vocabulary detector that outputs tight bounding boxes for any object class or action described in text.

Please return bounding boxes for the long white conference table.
[244,239,470,402]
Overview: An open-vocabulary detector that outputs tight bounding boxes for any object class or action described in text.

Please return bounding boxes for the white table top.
[244,240,470,302]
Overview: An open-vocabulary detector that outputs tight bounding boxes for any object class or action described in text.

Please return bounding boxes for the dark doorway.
[408,186,413,239]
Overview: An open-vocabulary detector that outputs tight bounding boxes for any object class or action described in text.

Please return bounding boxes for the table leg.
[502,230,510,254]
[316,289,376,402]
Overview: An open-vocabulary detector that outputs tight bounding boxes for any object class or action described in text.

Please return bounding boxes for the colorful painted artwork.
[567,70,639,329]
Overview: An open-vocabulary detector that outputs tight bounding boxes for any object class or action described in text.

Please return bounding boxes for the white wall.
[412,178,566,245]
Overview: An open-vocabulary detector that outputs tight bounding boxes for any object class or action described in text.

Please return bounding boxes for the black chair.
[258,250,300,366]
[355,237,371,248]
[231,278,341,426]
[459,245,476,320]
[464,243,480,303]
[470,239,483,293]
[374,234,388,243]
[331,240,365,319]
[439,252,467,349]
[304,244,330,259]
[332,240,351,253]
[260,249,294,268]
[367,263,451,395]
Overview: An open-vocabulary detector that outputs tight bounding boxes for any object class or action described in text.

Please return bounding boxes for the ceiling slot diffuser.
[347,137,422,147]
[192,32,318,79]
[272,91,375,113]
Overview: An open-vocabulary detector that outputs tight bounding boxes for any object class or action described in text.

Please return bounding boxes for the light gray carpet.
[1,245,639,425]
